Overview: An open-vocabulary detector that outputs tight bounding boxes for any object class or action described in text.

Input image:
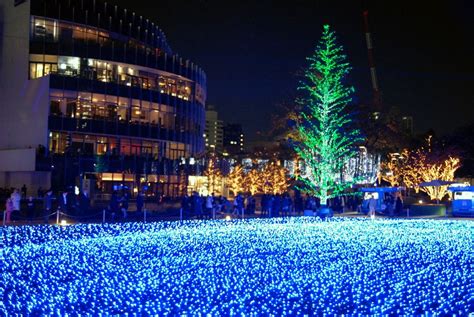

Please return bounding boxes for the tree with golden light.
[419,156,461,201]
[204,156,222,194]
[381,141,461,201]
[243,168,261,195]
[380,152,405,187]
[260,163,274,194]
[227,164,244,196]
[264,162,289,194]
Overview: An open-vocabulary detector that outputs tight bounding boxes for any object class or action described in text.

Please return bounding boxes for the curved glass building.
[0,0,206,197]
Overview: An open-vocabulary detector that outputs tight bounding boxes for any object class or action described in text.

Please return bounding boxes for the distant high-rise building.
[401,116,414,135]
[223,123,244,155]
[205,105,224,152]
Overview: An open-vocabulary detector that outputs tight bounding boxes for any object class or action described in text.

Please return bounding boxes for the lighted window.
[58,56,80,76]
[31,17,58,42]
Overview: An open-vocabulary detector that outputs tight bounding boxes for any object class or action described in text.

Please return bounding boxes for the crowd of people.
[3,186,91,224]
[107,190,144,222]
[178,192,367,220]
[3,186,406,224]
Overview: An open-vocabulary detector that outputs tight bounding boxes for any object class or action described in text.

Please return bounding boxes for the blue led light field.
[0,218,472,315]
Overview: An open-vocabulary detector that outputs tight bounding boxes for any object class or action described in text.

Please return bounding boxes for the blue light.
[0,218,472,315]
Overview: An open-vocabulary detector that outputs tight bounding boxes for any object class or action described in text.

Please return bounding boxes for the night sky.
[110,0,473,142]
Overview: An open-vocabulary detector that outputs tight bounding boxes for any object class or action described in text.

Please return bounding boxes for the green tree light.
[294,25,363,206]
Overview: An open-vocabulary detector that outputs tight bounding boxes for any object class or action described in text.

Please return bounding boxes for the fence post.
[407,207,410,218]
[180,207,183,221]
[144,209,146,223]
[242,208,244,220]
[213,208,216,220]
[3,210,6,226]
[102,209,106,224]
[56,209,60,225]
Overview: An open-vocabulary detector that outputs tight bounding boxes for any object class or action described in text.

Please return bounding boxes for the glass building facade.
[3,0,206,197]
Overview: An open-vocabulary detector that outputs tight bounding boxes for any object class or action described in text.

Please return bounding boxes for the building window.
[58,56,80,76]
[31,17,58,42]
[29,62,58,79]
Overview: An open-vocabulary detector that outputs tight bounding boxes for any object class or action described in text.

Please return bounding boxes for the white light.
[60,220,68,226]
[418,200,423,204]
[225,215,231,221]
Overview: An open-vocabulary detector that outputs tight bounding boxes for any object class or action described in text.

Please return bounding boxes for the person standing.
[236,194,244,217]
[260,194,268,217]
[21,184,27,199]
[59,191,70,214]
[77,190,90,215]
[205,194,213,219]
[120,191,129,220]
[5,198,14,224]
[368,195,377,219]
[10,189,21,213]
[282,194,292,217]
[395,196,403,215]
[37,186,44,199]
[43,190,54,224]
[267,195,275,218]
[109,191,119,222]
[195,194,203,219]
[272,194,281,217]
[26,196,35,223]
[136,191,144,214]
[233,194,240,216]
[180,194,189,219]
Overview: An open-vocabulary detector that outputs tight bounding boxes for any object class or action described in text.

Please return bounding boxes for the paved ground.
[2,207,472,227]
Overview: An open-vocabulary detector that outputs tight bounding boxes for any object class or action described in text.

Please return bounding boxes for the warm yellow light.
[60,220,68,226]
[418,200,423,204]
[225,215,231,221]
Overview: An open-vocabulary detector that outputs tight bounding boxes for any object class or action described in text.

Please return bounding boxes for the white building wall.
[0,0,51,190]
[0,0,50,153]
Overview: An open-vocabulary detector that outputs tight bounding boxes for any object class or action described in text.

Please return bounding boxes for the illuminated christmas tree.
[294,25,362,206]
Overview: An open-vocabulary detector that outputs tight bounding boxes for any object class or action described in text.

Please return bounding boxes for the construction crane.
[362,9,382,114]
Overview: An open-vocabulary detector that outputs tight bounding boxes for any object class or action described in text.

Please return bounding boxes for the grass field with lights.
[0,218,472,315]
